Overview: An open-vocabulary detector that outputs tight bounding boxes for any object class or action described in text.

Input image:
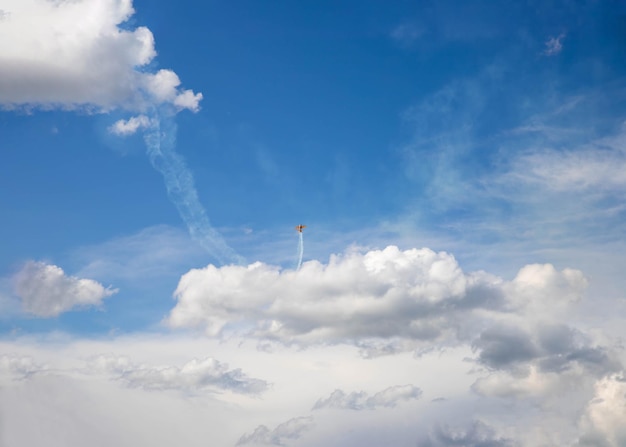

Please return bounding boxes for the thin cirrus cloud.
[13,261,118,318]
[0,0,201,113]
[504,143,626,193]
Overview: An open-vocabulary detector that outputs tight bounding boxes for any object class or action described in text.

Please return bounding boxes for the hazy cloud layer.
[13,261,118,317]
[0,333,623,447]
[0,354,47,379]
[0,0,201,112]
[418,420,515,447]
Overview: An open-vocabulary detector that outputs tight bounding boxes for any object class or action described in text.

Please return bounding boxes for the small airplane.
[295,224,306,233]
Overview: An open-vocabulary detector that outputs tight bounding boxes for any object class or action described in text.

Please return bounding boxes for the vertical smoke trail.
[143,114,244,266]
[296,231,304,270]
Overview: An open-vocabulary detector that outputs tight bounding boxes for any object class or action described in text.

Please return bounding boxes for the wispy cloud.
[0,0,237,265]
[89,354,268,395]
[391,22,425,47]
[237,416,314,446]
[544,33,566,56]
[73,225,206,283]
[143,116,244,265]
[502,130,626,193]
[313,385,422,410]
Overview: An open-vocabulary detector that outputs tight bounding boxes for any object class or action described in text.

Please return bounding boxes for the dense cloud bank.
[167,246,587,350]
[158,245,626,446]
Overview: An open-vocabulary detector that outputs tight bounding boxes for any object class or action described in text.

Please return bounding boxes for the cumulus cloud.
[108,114,153,136]
[13,261,118,317]
[0,0,201,112]
[89,354,268,395]
[313,384,422,410]
[167,246,474,341]
[237,416,314,446]
[166,246,587,350]
[576,375,626,447]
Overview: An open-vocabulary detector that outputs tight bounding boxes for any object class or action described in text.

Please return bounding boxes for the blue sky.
[2,1,626,446]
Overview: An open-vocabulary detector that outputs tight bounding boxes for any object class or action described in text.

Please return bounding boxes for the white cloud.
[89,354,268,395]
[576,375,626,447]
[544,33,565,56]
[167,246,470,340]
[142,69,202,112]
[237,416,315,446]
[13,261,118,317]
[0,0,201,112]
[313,384,422,411]
[505,263,588,313]
[108,114,153,136]
[166,246,586,350]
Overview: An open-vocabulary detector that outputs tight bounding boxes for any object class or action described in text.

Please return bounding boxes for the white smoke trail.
[296,231,304,270]
[143,115,244,266]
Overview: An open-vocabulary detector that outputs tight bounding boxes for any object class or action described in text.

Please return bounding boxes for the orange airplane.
[295,224,306,233]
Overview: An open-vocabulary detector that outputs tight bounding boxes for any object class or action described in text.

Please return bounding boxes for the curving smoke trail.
[296,231,304,270]
[143,114,244,266]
